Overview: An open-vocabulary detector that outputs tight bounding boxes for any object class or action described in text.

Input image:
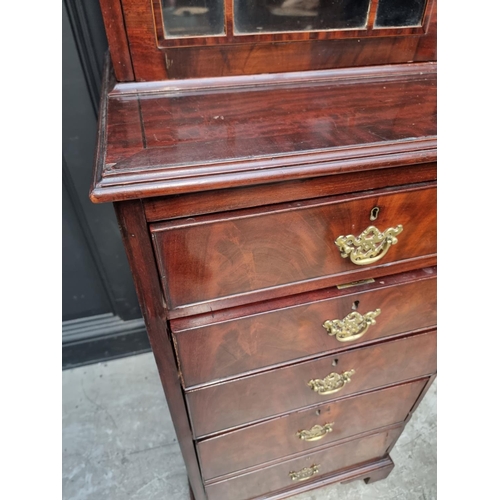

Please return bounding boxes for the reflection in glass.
[234,0,371,34]
[162,0,225,38]
[375,0,426,27]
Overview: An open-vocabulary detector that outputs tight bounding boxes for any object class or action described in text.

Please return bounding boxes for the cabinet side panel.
[113,200,206,499]
[98,0,135,81]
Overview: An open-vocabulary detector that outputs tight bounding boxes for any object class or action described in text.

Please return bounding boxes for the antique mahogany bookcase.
[90,0,437,498]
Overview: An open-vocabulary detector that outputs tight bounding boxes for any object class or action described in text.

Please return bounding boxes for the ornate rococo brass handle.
[323,309,381,342]
[335,225,403,266]
[308,369,355,395]
[289,464,320,482]
[296,423,334,442]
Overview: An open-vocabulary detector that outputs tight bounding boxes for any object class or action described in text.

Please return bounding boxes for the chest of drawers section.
[148,180,436,498]
[92,61,437,500]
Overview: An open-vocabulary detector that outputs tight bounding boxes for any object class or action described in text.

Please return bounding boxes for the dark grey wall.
[62,0,149,366]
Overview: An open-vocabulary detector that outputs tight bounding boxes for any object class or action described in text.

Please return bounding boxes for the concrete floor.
[62,353,436,500]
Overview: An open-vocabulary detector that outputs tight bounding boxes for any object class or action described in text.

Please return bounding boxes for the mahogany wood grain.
[98,0,135,81]
[105,96,144,165]
[172,267,436,331]
[166,4,435,79]
[367,0,380,29]
[90,62,436,203]
[113,200,206,500]
[136,69,435,159]
[186,329,436,437]
[168,255,436,319]
[204,426,403,500]
[152,184,436,313]
[120,0,168,81]
[414,0,437,62]
[113,0,435,80]
[205,424,403,483]
[173,269,436,387]
[143,162,437,222]
[197,378,427,480]
[91,56,144,171]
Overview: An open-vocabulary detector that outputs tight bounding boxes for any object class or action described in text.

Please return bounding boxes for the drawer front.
[186,330,436,437]
[198,378,426,480]
[174,269,436,387]
[205,426,403,500]
[152,184,436,313]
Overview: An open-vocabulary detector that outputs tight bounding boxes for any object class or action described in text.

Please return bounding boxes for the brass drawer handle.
[308,369,355,395]
[296,423,334,442]
[289,464,320,482]
[323,309,381,342]
[335,225,403,266]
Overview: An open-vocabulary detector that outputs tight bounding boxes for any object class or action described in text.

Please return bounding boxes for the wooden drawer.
[151,183,436,316]
[198,378,427,480]
[173,268,436,388]
[186,330,436,437]
[205,425,403,500]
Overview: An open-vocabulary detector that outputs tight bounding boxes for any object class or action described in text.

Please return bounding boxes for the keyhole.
[316,409,321,416]
[352,300,360,310]
[332,358,339,366]
[370,207,380,221]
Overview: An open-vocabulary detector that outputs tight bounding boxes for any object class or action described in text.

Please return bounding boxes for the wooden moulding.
[142,162,437,222]
[90,59,436,204]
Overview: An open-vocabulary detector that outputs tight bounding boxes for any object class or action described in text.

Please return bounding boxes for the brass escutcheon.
[289,464,320,482]
[308,369,355,395]
[296,423,334,442]
[335,225,403,265]
[323,309,381,342]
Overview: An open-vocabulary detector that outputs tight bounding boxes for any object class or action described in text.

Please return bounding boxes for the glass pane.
[375,0,426,27]
[234,0,371,34]
[162,0,225,38]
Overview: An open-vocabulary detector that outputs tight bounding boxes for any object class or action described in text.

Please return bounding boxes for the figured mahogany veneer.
[173,268,436,387]
[198,378,427,480]
[204,425,404,500]
[152,184,436,315]
[186,329,436,437]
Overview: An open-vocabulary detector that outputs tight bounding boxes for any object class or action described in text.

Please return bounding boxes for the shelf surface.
[91,61,436,203]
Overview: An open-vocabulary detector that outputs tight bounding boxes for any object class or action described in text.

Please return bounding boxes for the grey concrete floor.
[62,353,436,500]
